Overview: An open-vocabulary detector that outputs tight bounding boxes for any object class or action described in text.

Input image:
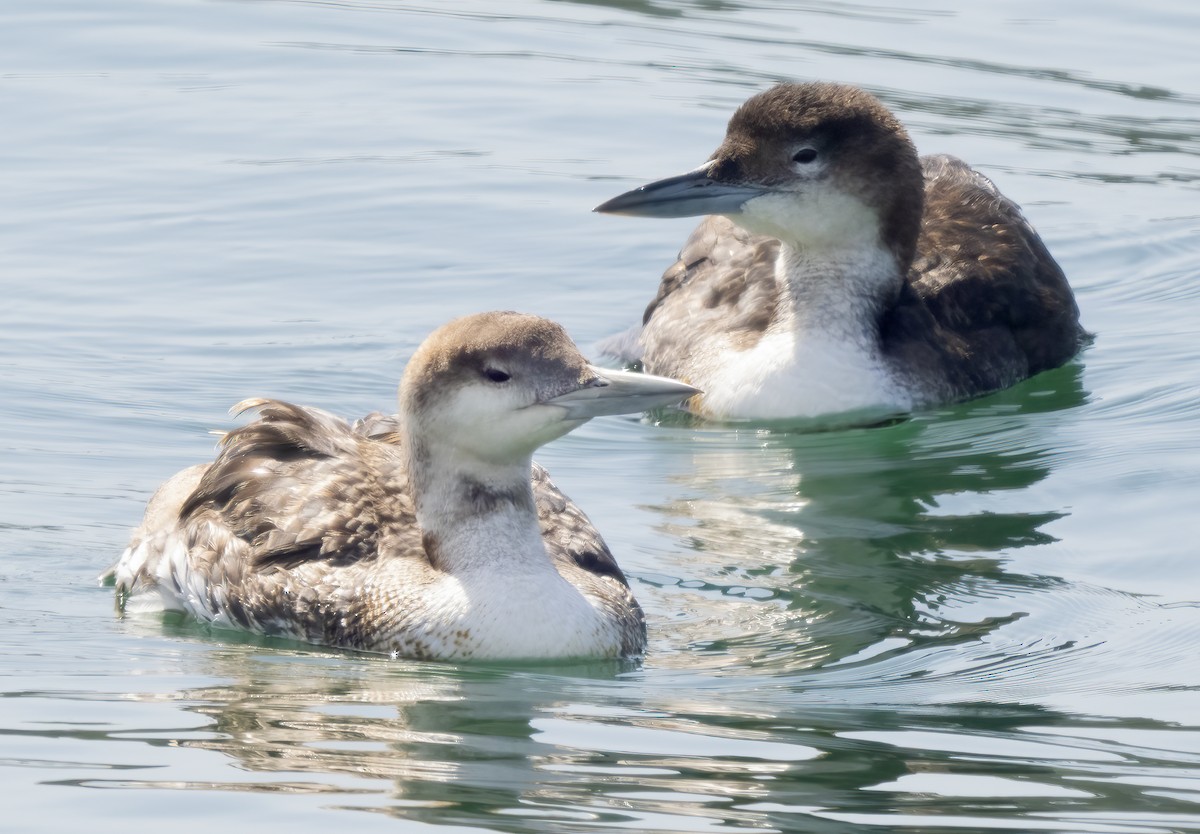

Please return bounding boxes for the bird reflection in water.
[638,362,1088,675]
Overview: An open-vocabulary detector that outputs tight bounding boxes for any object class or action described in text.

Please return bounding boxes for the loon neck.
[772,239,901,346]
[406,438,547,575]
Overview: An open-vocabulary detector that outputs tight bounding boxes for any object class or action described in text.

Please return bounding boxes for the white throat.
[690,195,911,421]
[738,186,904,340]
[408,440,544,570]
[405,439,616,658]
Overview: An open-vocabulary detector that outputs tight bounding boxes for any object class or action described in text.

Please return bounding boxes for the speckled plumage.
[106,312,696,660]
[597,82,1086,420]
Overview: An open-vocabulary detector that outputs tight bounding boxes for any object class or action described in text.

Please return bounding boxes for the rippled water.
[3,1,1200,832]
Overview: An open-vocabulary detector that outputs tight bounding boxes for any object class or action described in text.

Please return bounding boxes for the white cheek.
[435,385,516,447]
[739,188,880,251]
[434,389,569,461]
[448,384,512,423]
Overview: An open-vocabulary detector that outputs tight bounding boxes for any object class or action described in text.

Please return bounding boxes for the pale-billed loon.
[595,81,1086,422]
[103,312,698,660]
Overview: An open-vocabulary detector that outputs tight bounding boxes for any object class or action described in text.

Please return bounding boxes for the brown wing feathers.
[180,399,396,572]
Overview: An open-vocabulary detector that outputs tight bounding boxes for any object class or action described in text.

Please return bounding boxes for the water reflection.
[71,639,1200,834]
[644,363,1089,673]
[151,654,814,830]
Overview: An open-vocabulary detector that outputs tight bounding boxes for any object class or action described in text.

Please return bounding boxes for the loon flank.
[105,312,698,660]
[595,81,1085,422]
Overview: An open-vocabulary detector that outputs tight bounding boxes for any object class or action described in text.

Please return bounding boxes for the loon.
[104,312,698,660]
[595,81,1086,422]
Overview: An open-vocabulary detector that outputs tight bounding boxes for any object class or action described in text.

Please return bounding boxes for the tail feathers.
[227,398,358,460]
[593,325,645,365]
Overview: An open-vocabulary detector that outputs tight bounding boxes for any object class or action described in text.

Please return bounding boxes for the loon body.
[106,312,697,660]
[596,82,1085,421]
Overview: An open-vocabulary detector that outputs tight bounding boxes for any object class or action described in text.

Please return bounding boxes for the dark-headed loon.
[595,82,1085,422]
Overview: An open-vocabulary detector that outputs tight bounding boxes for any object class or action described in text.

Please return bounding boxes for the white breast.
[425,566,621,659]
[691,327,911,421]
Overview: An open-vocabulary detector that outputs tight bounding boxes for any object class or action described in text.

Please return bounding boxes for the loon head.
[595,82,925,270]
[400,311,698,465]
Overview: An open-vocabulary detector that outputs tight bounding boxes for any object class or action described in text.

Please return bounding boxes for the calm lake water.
[3,1,1200,832]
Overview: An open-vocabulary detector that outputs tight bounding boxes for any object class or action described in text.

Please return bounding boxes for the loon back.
[884,155,1084,401]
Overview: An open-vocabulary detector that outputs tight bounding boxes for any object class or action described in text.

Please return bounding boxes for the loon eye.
[483,367,511,384]
[792,147,818,164]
